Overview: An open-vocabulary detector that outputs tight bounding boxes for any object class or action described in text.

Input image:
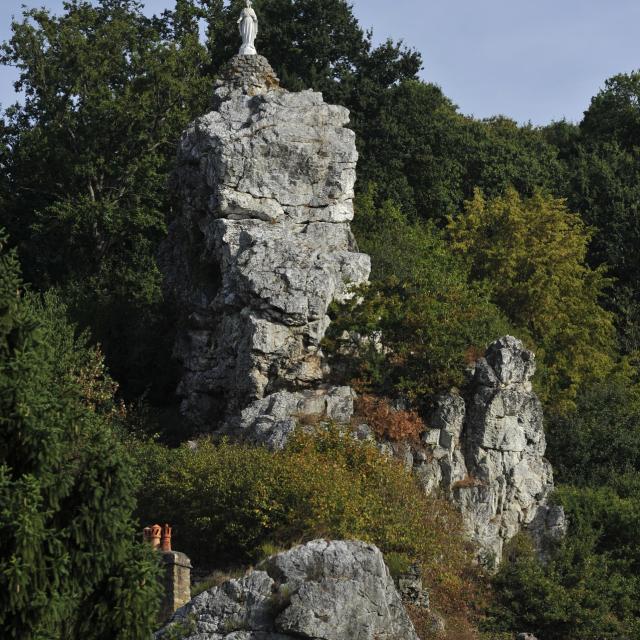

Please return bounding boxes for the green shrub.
[486,487,640,640]
[326,187,511,398]
[134,426,480,615]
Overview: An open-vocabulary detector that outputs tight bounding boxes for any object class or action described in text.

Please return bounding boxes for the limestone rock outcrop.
[157,540,419,640]
[161,55,370,428]
[161,54,562,566]
[412,336,565,564]
[222,386,355,449]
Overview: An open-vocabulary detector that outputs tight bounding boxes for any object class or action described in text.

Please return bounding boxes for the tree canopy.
[0,0,213,399]
[448,188,616,409]
[0,232,160,640]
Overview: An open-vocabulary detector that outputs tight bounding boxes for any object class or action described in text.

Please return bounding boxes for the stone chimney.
[144,523,192,622]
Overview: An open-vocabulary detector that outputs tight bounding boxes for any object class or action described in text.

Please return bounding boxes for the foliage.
[0,0,213,399]
[0,234,161,640]
[546,73,640,354]
[134,426,480,614]
[547,364,640,487]
[326,188,511,398]
[487,486,640,640]
[357,79,567,223]
[490,355,640,639]
[581,72,640,150]
[208,0,421,106]
[355,395,425,443]
[448,187,616,409]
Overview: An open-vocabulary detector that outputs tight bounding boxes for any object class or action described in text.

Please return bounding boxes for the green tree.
[547,364,640,487]
[357,80,567,223]
[581,72,640,149]
[0,233,160,640]
[1,0,215,399]
[208,0,421,105]
[547,73,640,354]
[448,188,616,409]
[325,188,511,398]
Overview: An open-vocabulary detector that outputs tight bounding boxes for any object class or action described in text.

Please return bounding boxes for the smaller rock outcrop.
[412,336,565,564]
[158,540,418,640]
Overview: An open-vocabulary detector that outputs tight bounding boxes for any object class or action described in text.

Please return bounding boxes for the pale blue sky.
[1,0,639,125]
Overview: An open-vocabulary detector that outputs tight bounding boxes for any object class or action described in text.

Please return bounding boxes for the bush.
[134,426,481,617]
[0,234,161,640]
[326,187,511,399]
[486,486,640,640]
[355,395,425,443]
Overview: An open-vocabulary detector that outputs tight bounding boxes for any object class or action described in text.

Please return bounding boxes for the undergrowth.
[134,425,484,631]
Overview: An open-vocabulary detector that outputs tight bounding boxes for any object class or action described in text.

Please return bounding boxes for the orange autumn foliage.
[356,395,425,444]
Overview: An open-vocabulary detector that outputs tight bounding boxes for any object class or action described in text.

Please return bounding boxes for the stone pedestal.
[159,551,192,623]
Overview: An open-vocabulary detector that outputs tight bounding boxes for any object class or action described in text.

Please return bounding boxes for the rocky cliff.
[161,55,563,566]
[161,55,370,429]
[408,336,565,564]
[157,540,419,640]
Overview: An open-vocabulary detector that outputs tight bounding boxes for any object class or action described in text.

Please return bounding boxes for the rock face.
[157,540,419,640]
[222,386,355,449]
[161,55,370,428]
[161,55,562,565]
[413,336,565,565]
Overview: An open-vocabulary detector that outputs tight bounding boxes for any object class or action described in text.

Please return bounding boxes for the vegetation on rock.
[327,188,511,399]
[134,426,482,627]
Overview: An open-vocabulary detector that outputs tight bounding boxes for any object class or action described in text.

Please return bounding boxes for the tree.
[547,364,640,487]
[0,0,215,399]
[356,80,567,224]
[448,188,616,409]
[326,188,511,398]
[487,486,640,640]
[0,233,160,639]
[547,73,640,354]
[208,0,421,104]
[581,72,640,150]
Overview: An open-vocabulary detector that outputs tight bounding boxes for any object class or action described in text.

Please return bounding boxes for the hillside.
[1,2,639,639]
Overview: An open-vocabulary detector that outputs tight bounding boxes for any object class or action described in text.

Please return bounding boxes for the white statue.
[238,0,258,56]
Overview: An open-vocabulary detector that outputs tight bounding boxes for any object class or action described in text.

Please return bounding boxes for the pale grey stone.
[223,386,356,449]
[158,540,418,640]
[412,337,565,567]
[422,429,441,446]
[161,55,370,430]
[266,540,418,640]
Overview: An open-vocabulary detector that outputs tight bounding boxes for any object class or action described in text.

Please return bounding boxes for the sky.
[1,0,639,125]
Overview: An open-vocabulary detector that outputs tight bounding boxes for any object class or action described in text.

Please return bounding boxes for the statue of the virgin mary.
[238,0,258,56]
